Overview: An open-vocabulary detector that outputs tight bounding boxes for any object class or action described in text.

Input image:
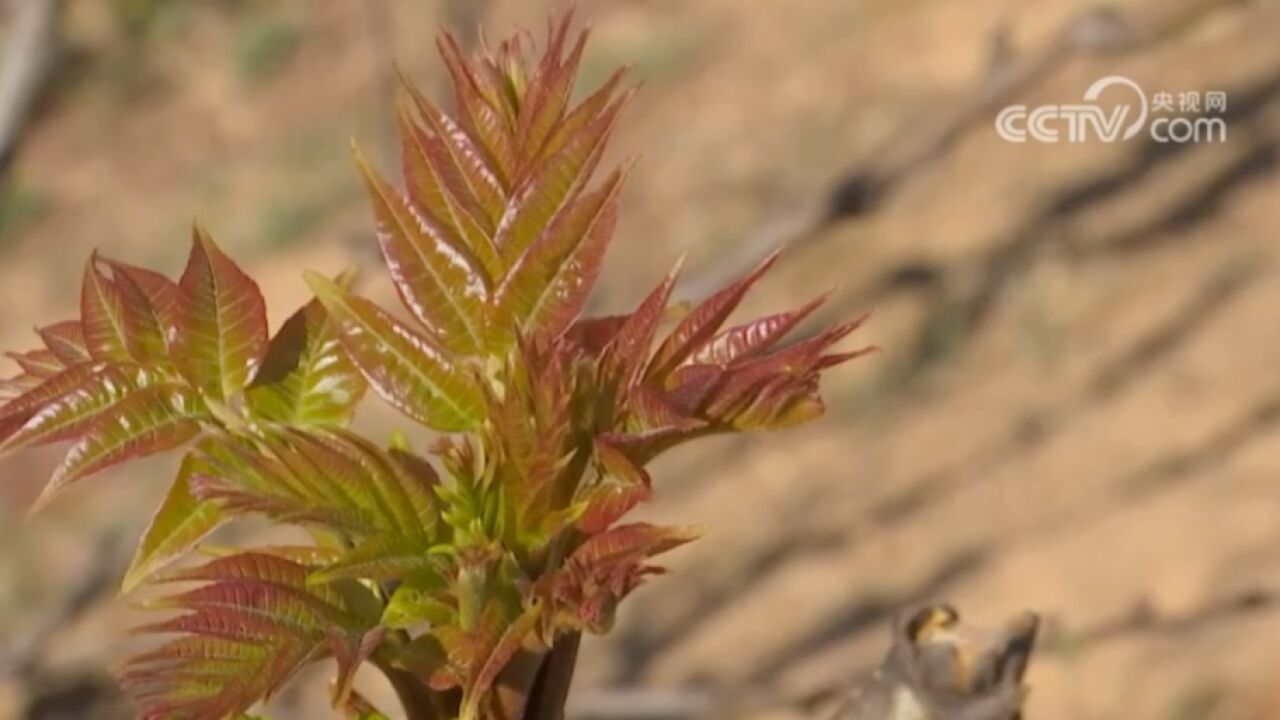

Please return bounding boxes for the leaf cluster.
[0,13,871,720]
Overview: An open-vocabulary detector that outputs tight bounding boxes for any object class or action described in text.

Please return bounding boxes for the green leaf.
[123,451,227,593]
[381,578,455,628]
[247,271,366,426]
[194,432,376,535]
[175,226,269,403]
[309,535,447,584]
[304,271,483,432]
[33,383,204,510]
[354,147,489,355]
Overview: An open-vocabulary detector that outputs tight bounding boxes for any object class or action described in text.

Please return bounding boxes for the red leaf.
[647,250,781,380]
[687,294,827,367]
[571,522,700,569]
[38,321,90,365]
[5,349,62,378]
[602,257,684,389]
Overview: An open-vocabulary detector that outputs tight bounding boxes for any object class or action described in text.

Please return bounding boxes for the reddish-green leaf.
[514,22,586,167]
[494,96,627,266]
[438,33,516,186]
[123,552,377,720]
[247,273,366,426]
[5,349,62,378]
[461,607,542,720]
[355,147,489,355]
[0,372,43,398]
[108,260,182,339]
[81,255,138,362]
[0,363,101,442]
[602,257,684,389]
[576,438,653,534]
[401,75,506,230]
[540,66,628,164]
[124,451,227,593]
[175,227,269,403]
[0,364,162,452]
[493,169,624,342]
[397,96,504,280]
[114,262,174,360]
[38,321,90,365]
[305,271,483,431]
[34,383,203,510]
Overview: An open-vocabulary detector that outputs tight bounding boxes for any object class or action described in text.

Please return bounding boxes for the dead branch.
[0,0,61,176]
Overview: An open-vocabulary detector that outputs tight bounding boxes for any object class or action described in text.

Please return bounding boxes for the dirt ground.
[1,1,1278,719]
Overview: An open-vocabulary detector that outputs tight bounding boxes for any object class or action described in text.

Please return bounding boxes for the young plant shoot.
[0,13,870,720]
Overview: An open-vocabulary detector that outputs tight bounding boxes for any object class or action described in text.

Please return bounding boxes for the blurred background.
[0,0,1278,718]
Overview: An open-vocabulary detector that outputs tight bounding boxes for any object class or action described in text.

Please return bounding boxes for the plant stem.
[521,633,581,720]
[381,664,449,720]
